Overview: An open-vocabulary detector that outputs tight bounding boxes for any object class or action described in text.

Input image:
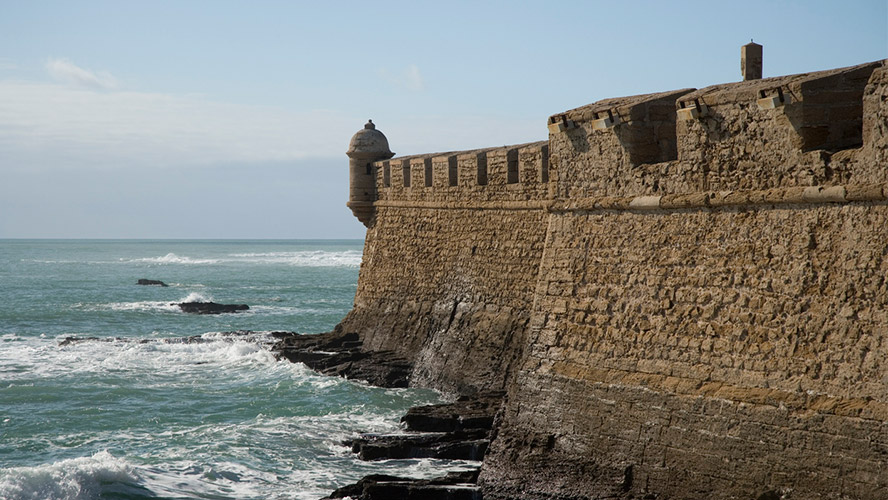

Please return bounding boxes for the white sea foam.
[75,292,215,314]
[126,253,220,265]
[228,250,363,267]
[137,460,280,500]
[0,331,287,382]
[0,451,139,500]
[179,291,213,303]
[76,300,180,313]
[246,304,331,316]
[119,250,362,267]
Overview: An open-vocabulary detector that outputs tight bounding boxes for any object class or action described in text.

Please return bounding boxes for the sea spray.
[0,240,473,500]
[0,451,140,500]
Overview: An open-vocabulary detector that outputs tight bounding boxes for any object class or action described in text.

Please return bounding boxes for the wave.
[28,250,362,268]
[126,253,221,265]
[0,451,145,500]
[179,291,213,303]
[227,250,363,267]
[243,304,336,316]
[75,300,180,313]
[2,331,288,383]
[73,292,216,314]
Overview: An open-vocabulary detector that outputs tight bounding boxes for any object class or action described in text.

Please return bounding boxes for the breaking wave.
[0,451,144,500]
[227,250,363,267]
[126,253,220,265]
[73,292,216,314]
[118,250,362,267]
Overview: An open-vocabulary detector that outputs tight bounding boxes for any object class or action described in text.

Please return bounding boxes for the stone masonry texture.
[340,60,888,499]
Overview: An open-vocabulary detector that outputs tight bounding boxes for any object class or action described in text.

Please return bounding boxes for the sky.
[0,1,885,239]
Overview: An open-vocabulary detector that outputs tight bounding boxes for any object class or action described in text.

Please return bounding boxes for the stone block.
[756,94,792,110]
[591,114,620,131]
[677,104,709,121]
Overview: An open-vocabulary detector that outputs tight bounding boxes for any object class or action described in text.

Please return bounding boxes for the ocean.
[0,240,471,500]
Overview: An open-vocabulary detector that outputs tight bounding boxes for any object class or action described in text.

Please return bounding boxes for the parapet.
[348,59,886,221]
[675,61,883,190]
[372,141,550,206]
[547,88,695,198]
[850,62,888,178]
[545,60,885,198]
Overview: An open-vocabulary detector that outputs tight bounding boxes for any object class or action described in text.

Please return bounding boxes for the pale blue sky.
[1,1,885,238]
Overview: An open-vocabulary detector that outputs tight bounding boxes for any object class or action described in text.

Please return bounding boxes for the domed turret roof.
[347,120,394,159]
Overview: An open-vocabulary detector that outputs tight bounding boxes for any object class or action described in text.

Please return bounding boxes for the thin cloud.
[0,77,542,174]
[45,58,119,90]
[379,64,425,91]
[404,64,424,91]
[0,80,357,171]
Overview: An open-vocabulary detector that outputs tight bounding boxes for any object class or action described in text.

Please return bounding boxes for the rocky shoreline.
[271,330,502,500]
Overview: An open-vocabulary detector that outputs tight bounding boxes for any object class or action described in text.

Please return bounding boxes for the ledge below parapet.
[366,181,887,213]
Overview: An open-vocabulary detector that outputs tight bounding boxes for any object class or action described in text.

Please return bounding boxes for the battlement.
[348,60,885,226]
[674,60,882,191]
[371,141,549,206]
[545,60,886,199]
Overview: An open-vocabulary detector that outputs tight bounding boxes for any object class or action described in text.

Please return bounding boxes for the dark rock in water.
[324,470,481,500]
[402,393,502,433]
[348,430,490,461]
[176,302,249,314]
[137,279,168,286]
[273,330,500,499]
[272,331,411,388]
[346,393,502,461]
[329,394,497,499]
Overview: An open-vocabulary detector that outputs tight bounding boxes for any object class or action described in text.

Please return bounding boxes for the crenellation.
[401,158,413,188]
[673,61,883,193]
[549,88,695,198]
[370,142,550,206]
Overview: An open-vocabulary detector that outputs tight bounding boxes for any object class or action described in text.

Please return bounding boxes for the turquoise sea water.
[0,240,468,500]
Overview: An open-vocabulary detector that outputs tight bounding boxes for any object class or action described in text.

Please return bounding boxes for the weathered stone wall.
[833,64,888,184]
[863,65,888,164]
[548,89,694,198]
[338,142,550,394]
[339,59,888,498]
[481,202,888,499]
[373,142,549,204]
[481,61,888,499]
[676,62,881,191]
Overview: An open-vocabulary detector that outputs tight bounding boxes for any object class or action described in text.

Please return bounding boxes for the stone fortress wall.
[340,140,551,394]
[341,56,888,499]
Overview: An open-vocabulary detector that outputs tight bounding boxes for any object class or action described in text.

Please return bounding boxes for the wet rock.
[272,331,411,388]
[345,393,502,462]
[137,279,168,286]
[402,393,502,433]
[273,333,500,499]
[348,430,490,461]
[176,302,249,314]
[324,470,481,500]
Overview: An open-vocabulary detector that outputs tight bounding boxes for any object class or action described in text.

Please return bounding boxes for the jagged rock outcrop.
[346,392,502,461]
[323,394,501,500]
[272,330,411,387]
[323,470,482,500]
